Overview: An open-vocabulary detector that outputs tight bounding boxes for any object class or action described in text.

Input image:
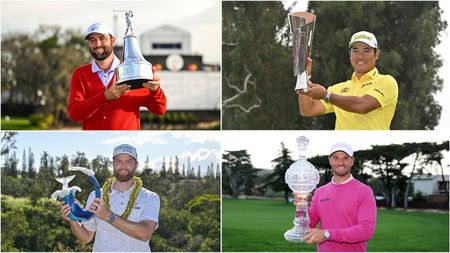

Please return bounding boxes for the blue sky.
[5,131,221,174]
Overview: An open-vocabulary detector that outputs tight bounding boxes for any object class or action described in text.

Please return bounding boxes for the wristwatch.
[323,91,332,103]
[106,212,116,224]
[324,230,330,240]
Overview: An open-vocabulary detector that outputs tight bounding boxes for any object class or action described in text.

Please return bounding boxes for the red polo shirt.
[68,64,166,130]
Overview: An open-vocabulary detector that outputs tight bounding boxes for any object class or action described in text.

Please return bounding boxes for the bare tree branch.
[222,68,262,113]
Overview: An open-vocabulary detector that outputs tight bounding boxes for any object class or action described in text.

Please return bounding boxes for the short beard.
[114,169,135,182]
[90,46,112,61]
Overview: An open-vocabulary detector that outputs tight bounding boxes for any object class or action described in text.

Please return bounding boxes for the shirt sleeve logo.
[361,82,372,88]
[374,88,385,97]
[340,87,350,93]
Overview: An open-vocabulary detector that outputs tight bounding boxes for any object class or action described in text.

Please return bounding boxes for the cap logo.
[353,34,372,42]
[90,24,99,31]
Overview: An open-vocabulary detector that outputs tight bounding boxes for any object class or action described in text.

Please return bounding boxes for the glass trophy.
[284,136,319,243]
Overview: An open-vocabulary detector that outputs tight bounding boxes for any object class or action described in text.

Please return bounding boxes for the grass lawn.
[1,117,39,130]
[222,199,449,252]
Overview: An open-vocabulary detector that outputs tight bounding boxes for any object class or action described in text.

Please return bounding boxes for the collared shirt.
[91,55,120,86]
[320,68,398,130]
[81,184,160,252]
[331,174,354,185]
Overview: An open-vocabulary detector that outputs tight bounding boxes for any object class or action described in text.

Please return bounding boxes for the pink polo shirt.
[309,178,377,252]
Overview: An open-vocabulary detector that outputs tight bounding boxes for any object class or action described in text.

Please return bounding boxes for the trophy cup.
[284,136,319,243]
[288,12,316,93]
[115,10,153,89]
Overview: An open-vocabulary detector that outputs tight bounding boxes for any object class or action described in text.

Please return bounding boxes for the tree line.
[1,132,220,252]
[222,140,449,209]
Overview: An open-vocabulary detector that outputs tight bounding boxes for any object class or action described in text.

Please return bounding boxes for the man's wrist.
[106,212,116,224]
[323,91,332,103]
[323,229,330,240]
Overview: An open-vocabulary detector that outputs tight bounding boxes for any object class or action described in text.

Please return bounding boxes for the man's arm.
[108,216,157,242]
[67,70,130,122]
[305,82,381,114]
[329,92,381,114]
[89,198,157,242]
[328,188,377,243]
[143,67,167,115]
[298,93,326,117]
[60,203,95,244]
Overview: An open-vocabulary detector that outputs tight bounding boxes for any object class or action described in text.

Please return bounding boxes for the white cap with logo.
[113,144,138,160]
[329,142,354,157]
[349,31,378,49]
[85,22,114,39]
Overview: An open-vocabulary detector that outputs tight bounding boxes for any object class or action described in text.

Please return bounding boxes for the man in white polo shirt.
[60,144,160,252]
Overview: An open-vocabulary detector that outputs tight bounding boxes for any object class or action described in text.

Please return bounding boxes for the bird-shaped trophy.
[284,136,319,243]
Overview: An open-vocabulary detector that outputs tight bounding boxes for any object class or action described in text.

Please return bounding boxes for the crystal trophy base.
[284,227,304,243]
[284,201,309,243]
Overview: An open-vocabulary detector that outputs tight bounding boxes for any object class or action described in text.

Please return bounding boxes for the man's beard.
[90,45,113,61]
[114,169,135,182]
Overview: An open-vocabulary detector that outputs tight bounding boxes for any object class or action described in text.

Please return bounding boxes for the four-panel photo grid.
[1,0,449,252]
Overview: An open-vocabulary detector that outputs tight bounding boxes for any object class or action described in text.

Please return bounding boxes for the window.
[152,43,182,49]
[438,181,449,193]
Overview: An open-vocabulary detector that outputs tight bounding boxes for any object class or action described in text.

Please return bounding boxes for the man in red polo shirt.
[68,22,166,130]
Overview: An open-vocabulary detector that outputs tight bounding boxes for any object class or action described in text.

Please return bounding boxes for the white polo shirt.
[82,185,160,252]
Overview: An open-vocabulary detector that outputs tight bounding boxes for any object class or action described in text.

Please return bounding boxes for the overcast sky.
[6,131,221,175]
[221,130,449,173]
[1,0,221,64]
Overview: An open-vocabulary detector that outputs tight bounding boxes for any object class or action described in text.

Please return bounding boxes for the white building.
[413,174,449,195]
[140,24,191,55]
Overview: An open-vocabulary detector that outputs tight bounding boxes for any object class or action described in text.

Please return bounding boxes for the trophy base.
[117,78,151,90]
[294,72,308,92]
[284,230,304,243]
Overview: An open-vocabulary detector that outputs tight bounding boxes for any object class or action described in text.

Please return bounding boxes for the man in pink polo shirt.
[295,141,377,252]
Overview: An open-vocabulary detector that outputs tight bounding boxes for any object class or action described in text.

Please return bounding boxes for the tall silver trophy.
[288,12,316,93]
[284,136,320,243]
[115,10,153,89]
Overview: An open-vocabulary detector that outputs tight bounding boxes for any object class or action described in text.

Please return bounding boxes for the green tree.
[27,147,36,179]
[1,131,17,156]
[222,1,298,129]
[265,142,294,203]
[21,149,27,178]
[222,150,258,198]
[1,25,91,128]
[36,151,57,200]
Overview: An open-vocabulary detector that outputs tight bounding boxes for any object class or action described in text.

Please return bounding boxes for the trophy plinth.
[284,136,320,243]
[115,10,153,90]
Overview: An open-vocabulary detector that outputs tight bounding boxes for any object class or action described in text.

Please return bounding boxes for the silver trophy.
[288,12,316,93]
[284,136,320,243]
[115,10,153,89]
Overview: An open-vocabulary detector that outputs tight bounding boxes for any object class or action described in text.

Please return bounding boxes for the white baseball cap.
[349,31,378,49]
[85,22,114,39]
[113,144,137,160]
[329,142,354,157]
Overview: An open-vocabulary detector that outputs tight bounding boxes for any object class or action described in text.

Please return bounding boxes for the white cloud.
[102,132,168,146]
[171,131,221,144]
[149,148,220,175]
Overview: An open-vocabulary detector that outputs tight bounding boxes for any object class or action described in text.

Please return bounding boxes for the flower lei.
[102,176,142,219]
